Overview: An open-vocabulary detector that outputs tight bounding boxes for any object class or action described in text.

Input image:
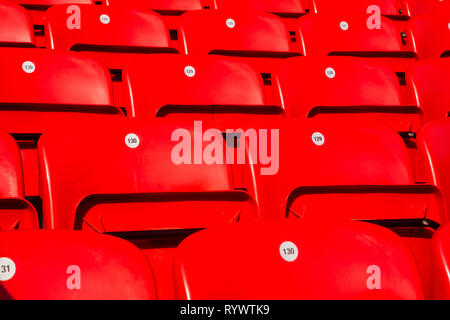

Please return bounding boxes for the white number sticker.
[125,133,140,149]
[325,67,336,79]
[22,61,35,74]
[100,14,110,24]
[280,241,299,262]
[340,21,349,31]
[226,18,236,29]
[312,132,325,146]
[184,66,196,78]
[0,257,16,281]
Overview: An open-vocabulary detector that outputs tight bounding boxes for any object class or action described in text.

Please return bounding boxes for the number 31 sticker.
[279,241,299,262]
[0,257,16,281]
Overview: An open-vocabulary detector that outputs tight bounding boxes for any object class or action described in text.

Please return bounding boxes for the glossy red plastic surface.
[0,1,35,47]
[405,0,450,16]
[218,0,312,16]
[417,119,450,217]
[0,230,157,299]
[38,118,258,231]
[106,0,207,13]
[408,15,450,59]
[0,48,121,134]
[174,219,424,299]
[297,13,416,72]
[275,56,421,133]
[431,223,450,299]
[406,59,450,124]
[180,10,300,57]
[251,119,445,226]
[45,4,176,53]
[125,54,283,121]
[0,132,38,230]
[313,0,407,18]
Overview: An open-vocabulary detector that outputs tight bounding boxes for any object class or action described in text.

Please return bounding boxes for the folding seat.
[179,10,301,69]
[38,118,258,298]
[296,13,417,74]
[217,0,313,18]
[275,56,421,137]
[45,4,180,108]
[406,59,450,124]
[0,132,38,231]
[174,219,424,299]
[313,0,409,20]
[405,0,450,16]
[407,15,450,59]
[106,0,210,15]
[7,0,95,23]
[0,230,156,299]
[431,223,450,299]
[7,0,97,46]
[247,119,444,297]
[0,1,35,48]
[124,54,284,127]
[0,48,122,196]
[416,119,450,217]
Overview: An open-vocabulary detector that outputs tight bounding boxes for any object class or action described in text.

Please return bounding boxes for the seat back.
[124,54,283,123]
[174,219,424,299]
[406,59,450,124]
[275,56,420,133]
[0,131,38,231]
[179,10,300,58]
[407,15,450,59]
[0,230,156,299]
[0,1,35,48]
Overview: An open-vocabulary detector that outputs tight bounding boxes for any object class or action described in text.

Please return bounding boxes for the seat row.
[6,0,450,19]
[1,48,450,194]
[1,118,450,297]
[2,48,450,131]
[1,219,450,300]
[3,1,450,61]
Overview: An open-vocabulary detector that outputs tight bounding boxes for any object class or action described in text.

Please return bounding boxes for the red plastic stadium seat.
[431,223,450,299]
[275,56,421,134]
[38,118,258,298]
[313,0,409,19]
[0,1,35,48]
[38,119,257,231]
[252,119,444,226]
[124,54,283,124]
[0,48,121,133]
[407,15,450,59]
[174,219,424,299]
[179,10,301,63]
[250,119,443,296]
[297,13,416,73]
[0,230,156,299]
[406,59,450,124]
[217,0,312,17]
[7,1,96,35]
[45,4,178,54]
[106,0,208,15]
[0,48,121,195]
[0,132,38,231]
[45,4,180,107]
[405,0,450,16]
[417,119,450,217]
[8,0,95,6]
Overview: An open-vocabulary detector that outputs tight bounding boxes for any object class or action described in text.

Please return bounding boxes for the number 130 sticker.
[0,257,16,281]
[125,133,140,149]
[279,241,299,262]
